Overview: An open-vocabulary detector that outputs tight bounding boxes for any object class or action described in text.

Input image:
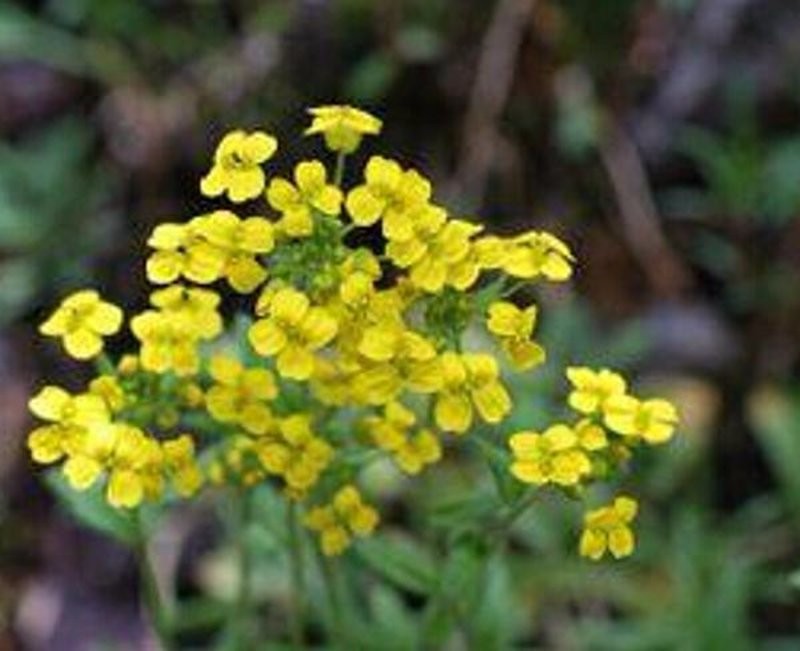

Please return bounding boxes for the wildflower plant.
[27,105,679,648]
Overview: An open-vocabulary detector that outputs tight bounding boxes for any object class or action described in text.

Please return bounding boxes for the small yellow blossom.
[39,290,123,360]
[305,484,379,555]
[579,496,638,560]
[503,232,574,281]
[386,213,481,293]
[150,284,223,340]
[251,414,334,494]
[604,396,679,444]
[566,367,628,415]
[434,353,511,434]
[574,418,608,451]
[364,402,442,474]
[248,287,338,380]
[267,160,343,237]
[200,130,277,202]
[353,324,441,404]
[146,221,220,285]
[192,211,275,293]
[162,435,204,497]
[345,156,431,238]
[27,386,109,464]
[130,310,200,377]
[205,355,277,434]
[509,424,592,486]
[487,301,546,371]
[104,425,166,508]
[305,105,382,153]
[89,376,127,414]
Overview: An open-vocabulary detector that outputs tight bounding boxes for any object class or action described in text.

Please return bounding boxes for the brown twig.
[453,0,537,208]
[598,119,693,298]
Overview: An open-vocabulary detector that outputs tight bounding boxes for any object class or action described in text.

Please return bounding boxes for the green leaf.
[472,555,518,649]
[420,538,485,647]
[748,388,800,524]
[356,534,438,595]
[45,470,139,545]
[368,584,418,648]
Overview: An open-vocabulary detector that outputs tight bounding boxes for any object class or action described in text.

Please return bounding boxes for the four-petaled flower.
[40,290,123,360]
[248,287,338,380]
[579,496,638,560]
[201,130,277,202]
[305,105,382,153]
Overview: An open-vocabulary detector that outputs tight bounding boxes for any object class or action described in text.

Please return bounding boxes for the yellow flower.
[509,424,592,486]
[192,211,275,293]
[205,355,277,434]
[130,310,200,377]
[503,231,574,281]
[267,160,343,237]
[305,105,382,154]
[353,324,441,404]
[566,367,627,415]
[162,434,204,497]
[61,421,120,492]
[434,353,511,433]
[574,418,608,451]
[579,496,638,560]
[305,484,379,555]
[104,425,165,508]
[345,156,431,239]
[248,287,338,380]
[27,386,110,464]
[146,221,223,286]
[604,396,678,444]
[486,301,546,371]
[39,290,123,360]
[200,130,277,202]
[364,402,442,474]
[251,414,334,493]
[29,385,109,429]
[150,284,223,340]
[386,213,481,293]
[89,375,127,414]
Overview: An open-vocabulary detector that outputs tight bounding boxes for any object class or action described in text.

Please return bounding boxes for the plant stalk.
[135,515,174,651]
[287,501,306,648]
[232,489,253,650]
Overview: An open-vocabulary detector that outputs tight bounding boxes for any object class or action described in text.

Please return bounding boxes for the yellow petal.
[435,393,472,433]
[63,329,103,360]
[277,345,315,380]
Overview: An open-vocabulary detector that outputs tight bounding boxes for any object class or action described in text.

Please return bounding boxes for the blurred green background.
[1,0,800,648]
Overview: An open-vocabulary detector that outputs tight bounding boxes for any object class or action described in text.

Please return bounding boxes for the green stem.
[333,151,347,187]
[232,489,253,650]
[95,351,116,376]
[287,501,306,648]
[500,279,528,299]
[318,552,346,649]
[135,516,174,651]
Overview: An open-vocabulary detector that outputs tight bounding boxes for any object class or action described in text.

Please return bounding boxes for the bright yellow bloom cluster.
[304,485,379,555]
[146,211,275,292]
[28,385,202,508]
[28,105,677,562]
[509,366,678,559]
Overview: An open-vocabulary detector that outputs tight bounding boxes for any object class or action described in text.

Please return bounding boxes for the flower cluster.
[27,105,678,559]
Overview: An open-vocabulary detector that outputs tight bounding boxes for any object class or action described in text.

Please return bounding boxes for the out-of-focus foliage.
[2,0,800,648]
